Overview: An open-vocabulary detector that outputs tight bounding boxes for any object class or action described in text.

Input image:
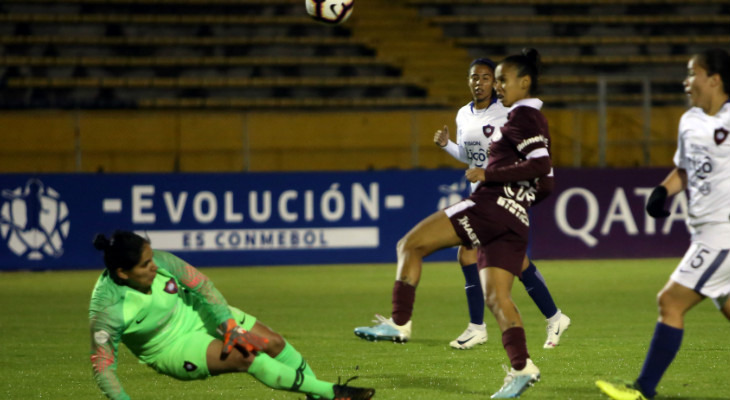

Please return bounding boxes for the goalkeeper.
[89,230,375,400]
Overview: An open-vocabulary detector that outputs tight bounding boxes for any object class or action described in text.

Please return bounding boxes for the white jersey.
[674,101,730,241]
[441,99,509,192]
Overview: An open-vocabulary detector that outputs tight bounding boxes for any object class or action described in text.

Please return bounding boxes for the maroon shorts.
[444,198,527,277]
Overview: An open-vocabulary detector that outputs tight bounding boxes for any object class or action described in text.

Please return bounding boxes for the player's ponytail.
[93,230,149,283]
[695,48,730,95]
[92,233,110,251]
[501,48,542,95]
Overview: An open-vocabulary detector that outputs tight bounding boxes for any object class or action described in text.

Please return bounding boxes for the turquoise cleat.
[354,314,411,343]
[491,359,540,398]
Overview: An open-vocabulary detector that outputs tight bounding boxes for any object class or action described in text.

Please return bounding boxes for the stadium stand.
[0,0,725,171]
[2,0,729,109]
[0,0,448,109]
[405,0,730,106]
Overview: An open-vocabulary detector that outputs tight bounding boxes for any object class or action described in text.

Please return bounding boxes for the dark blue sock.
[636,322,683,398]
[520,262,558,319]
[461,263,484,325]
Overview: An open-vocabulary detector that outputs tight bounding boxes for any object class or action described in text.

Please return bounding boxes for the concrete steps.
[349,0,471,107]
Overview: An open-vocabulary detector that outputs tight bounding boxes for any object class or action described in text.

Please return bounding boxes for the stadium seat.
[136,96,450,108]
[0,35,371,47]
[427,14,730,25]
[1,0,720,109]
[406,0,717,4]
[6,76,423,88]
[454,35,730,47]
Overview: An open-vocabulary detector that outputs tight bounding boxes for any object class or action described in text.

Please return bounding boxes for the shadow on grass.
[368,373,492,396]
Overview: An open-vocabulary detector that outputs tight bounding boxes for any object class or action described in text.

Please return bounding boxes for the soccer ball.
[305,0,354,25]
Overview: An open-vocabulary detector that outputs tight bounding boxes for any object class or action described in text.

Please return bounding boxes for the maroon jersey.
[473,100,552,235]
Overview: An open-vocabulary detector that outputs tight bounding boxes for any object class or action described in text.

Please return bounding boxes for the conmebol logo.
[0,179,70,260]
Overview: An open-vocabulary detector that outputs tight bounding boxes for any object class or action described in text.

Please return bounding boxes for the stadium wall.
[0,107,685,173]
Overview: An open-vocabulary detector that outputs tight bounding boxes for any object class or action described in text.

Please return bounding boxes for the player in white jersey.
[597,48,730,400]
[434,58,569,350]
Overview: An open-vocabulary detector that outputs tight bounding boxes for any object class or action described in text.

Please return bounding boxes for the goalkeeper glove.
[646,186,671,218]
[217,318,268,357]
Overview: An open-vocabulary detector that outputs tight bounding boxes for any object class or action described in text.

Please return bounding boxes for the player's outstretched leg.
[354,275,415,343]
[595,380,649,400]
[491,358,540,399]
[274,340,316,377]
[355,210,461,344]
[249,353,375,399]
[354,314,411,343]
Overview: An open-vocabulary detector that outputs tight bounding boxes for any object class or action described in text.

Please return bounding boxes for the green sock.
[248,353,335,399]
[274,340,316,378]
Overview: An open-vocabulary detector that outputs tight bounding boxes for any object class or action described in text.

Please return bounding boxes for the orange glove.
[216,318,269,356]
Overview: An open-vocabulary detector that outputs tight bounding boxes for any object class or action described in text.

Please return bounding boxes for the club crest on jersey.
[183,361,197,372]
[490,126,503,142]
[164,278,178,294]
[483,124,495,138]
[714,127,728,145]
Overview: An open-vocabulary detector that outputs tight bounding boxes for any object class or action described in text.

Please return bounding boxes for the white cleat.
[449,323,487,349]
[491,358,541,398]
[543,313,571,349]
[354,314,411,343]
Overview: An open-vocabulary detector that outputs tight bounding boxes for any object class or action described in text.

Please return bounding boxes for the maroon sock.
[391,280,416,325]
[502,327,530,370]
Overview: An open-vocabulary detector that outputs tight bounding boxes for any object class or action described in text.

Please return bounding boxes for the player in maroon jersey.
[355,49,549,398]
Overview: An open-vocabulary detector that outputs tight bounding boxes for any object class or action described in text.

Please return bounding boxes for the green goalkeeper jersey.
[89,250,234,400]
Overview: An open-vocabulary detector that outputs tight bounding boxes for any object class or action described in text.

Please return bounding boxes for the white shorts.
[671,241,730,307]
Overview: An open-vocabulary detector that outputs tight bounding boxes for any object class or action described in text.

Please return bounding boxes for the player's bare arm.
[660,168,688,196]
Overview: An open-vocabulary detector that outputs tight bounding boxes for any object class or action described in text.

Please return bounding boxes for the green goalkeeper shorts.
[150,306,257,380]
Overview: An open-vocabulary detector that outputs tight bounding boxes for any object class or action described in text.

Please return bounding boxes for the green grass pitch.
[1,259,728,399]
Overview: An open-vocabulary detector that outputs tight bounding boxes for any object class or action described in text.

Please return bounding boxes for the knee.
[228,348,255,372]
[397,235,417,256]
[657,290,680,319]
[266,332,286,356]
[485,290,501,311]
[457,247,477,266]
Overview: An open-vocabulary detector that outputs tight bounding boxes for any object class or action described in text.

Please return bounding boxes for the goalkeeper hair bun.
[93,233,111,251]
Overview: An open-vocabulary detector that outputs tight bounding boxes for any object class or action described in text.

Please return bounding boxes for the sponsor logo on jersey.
[164,278,178,294]
[457,216,481,247]
[496,196,530,226]
[714,127,728,145]
[516,134,548,152]
[0,178,70,260]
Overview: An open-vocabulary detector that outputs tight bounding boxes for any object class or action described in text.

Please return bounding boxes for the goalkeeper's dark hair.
[693,48,730,95]
[93,230,150,283]
[500,48,542,95]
